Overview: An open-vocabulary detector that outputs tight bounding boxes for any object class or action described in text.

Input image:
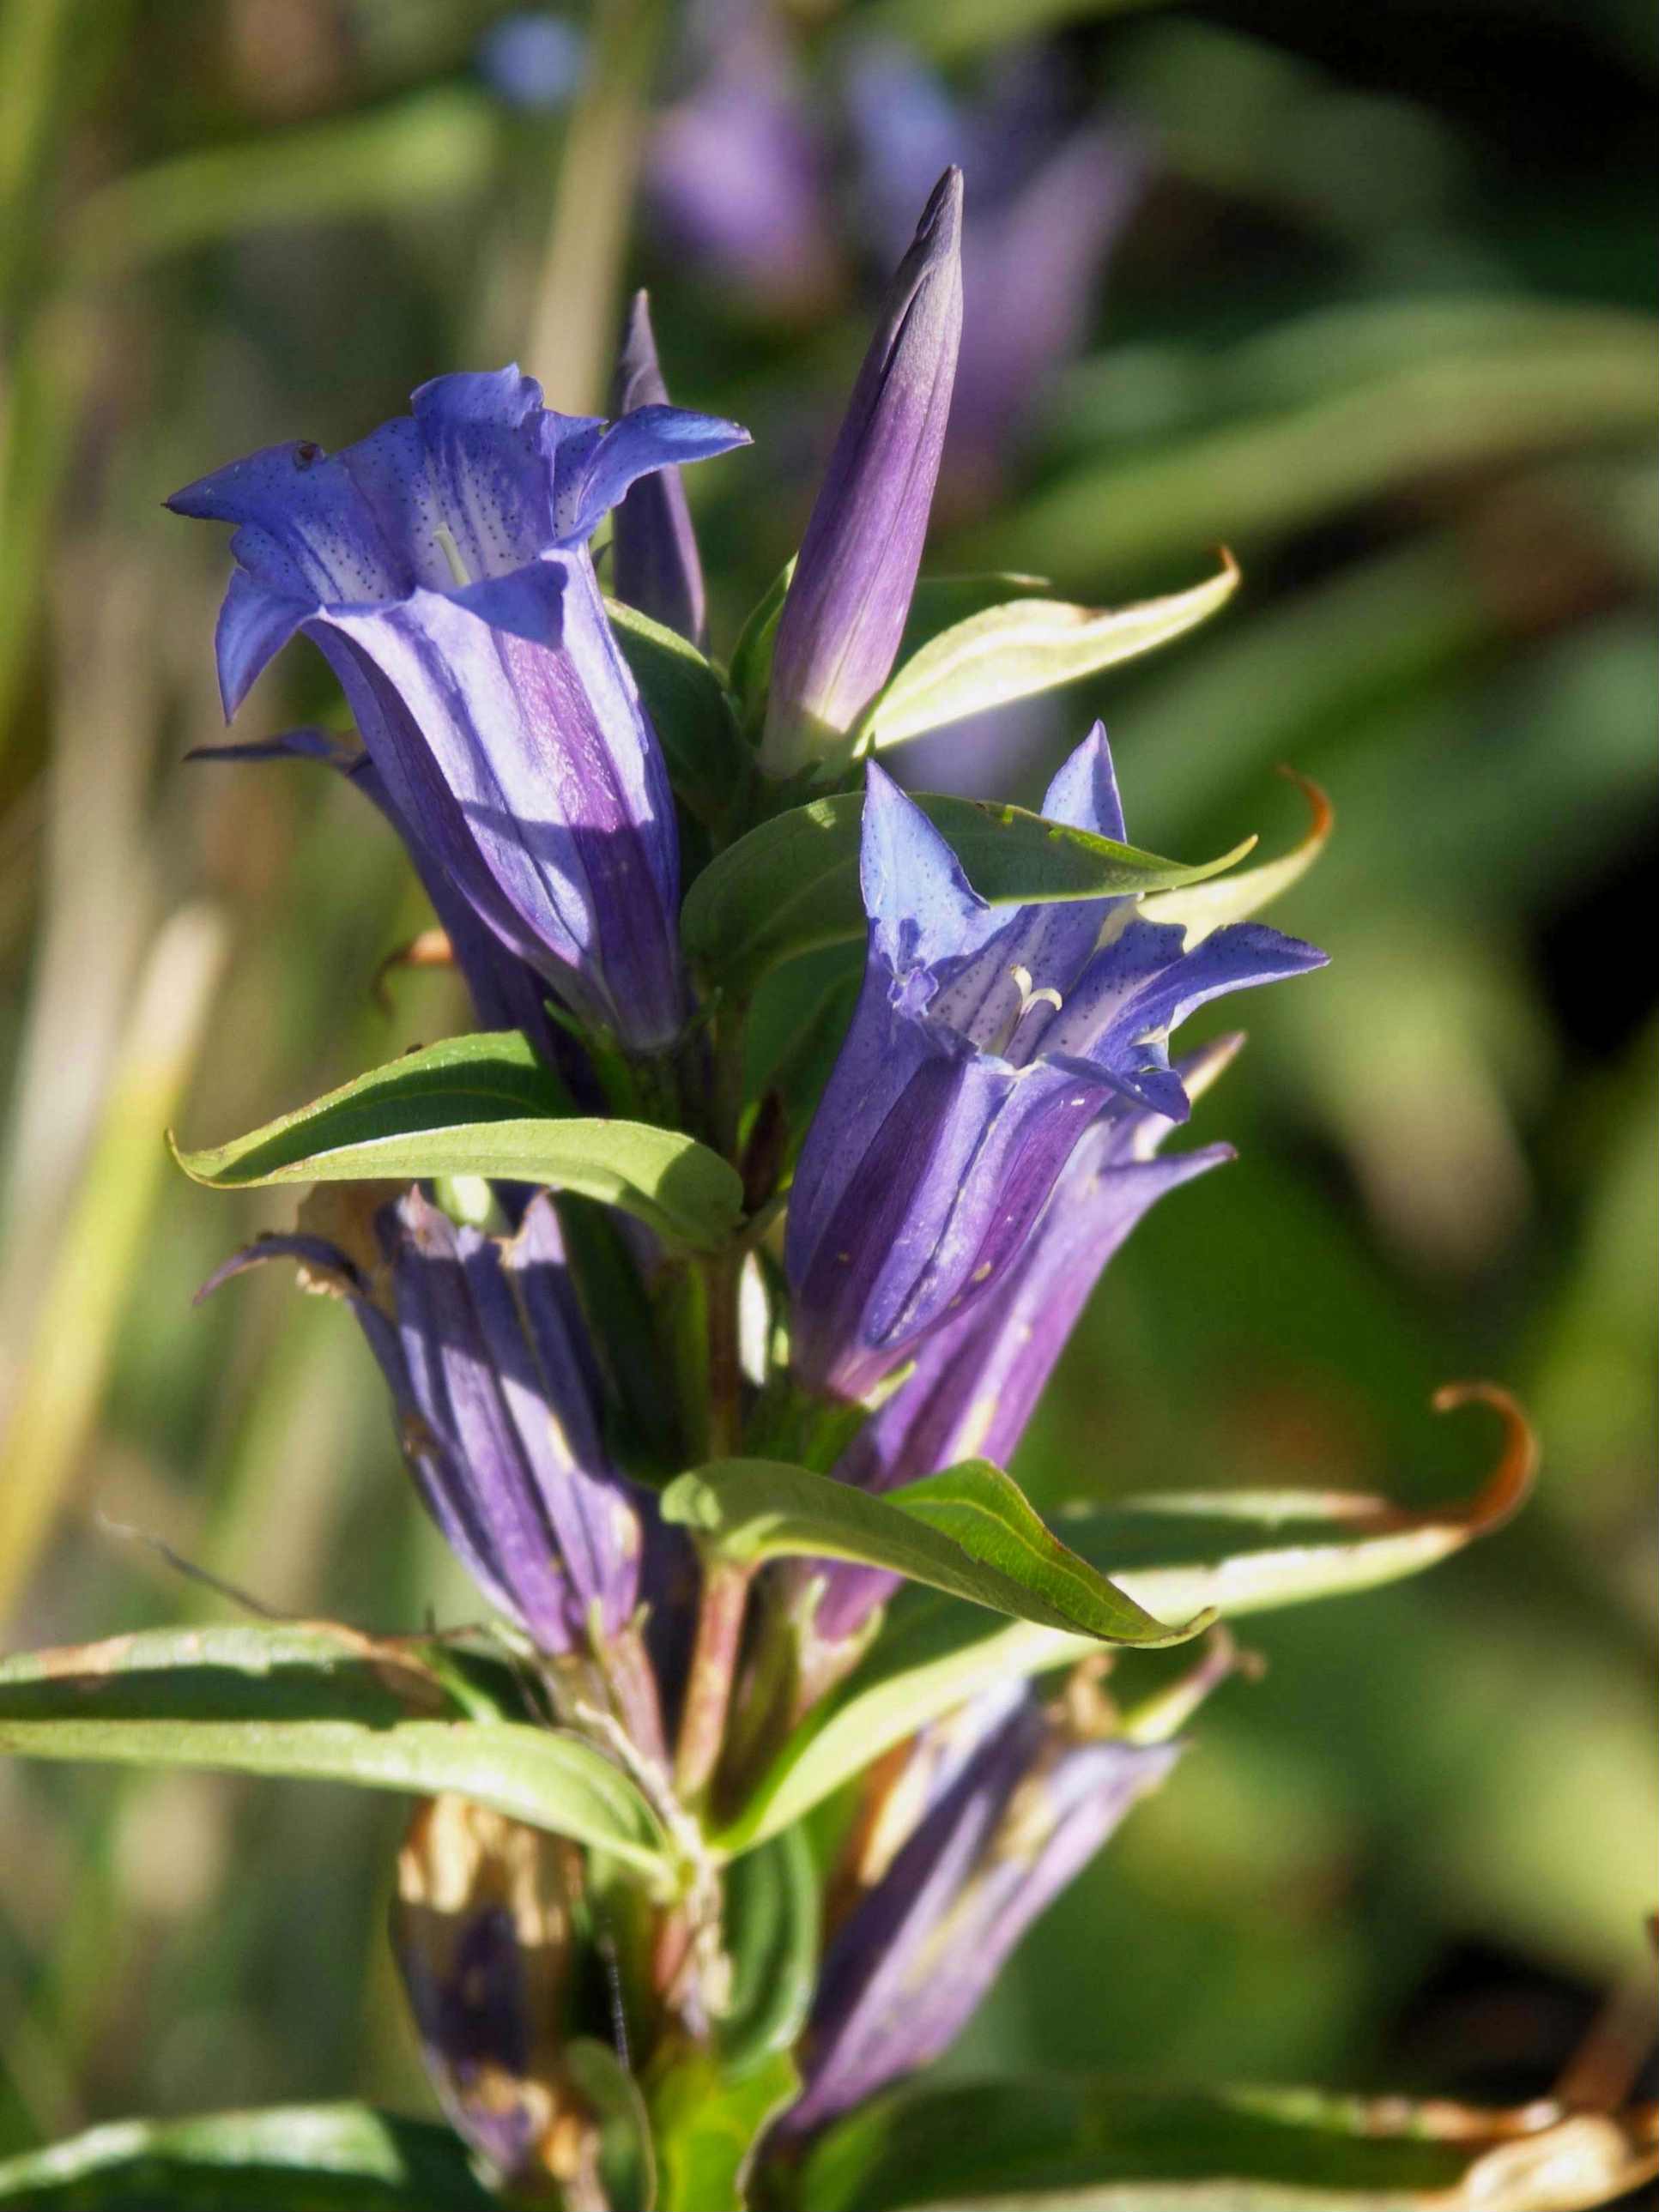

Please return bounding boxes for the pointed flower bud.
[844,41,1149,491]
[776,1686,1180,2137]
[784,726,1325,1401]
[169,367,749,1052]
[803,1036,1242,1648]
[760,169,964,775]
[392,1792,599,2196]
[202,1188,648,1658]
[609,292,709,649]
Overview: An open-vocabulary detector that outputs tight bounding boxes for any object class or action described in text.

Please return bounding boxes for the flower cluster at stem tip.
[173,162,1325,2191]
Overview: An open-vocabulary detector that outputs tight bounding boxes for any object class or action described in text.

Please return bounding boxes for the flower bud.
[760,169,963,774]
[776,1688,1179,2137]
[392,1792,597,2197]
[201,1188,650,1662]
[609,292,709,649]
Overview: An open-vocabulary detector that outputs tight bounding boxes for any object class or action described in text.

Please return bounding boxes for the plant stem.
[673,1555,753,1804]
[669,1005,754,1805]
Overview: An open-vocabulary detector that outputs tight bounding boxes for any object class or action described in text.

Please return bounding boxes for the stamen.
[987,963,1067,1060]
[433,523,471,589]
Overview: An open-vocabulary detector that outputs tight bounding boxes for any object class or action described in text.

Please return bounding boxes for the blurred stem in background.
[0,905,227,1621]
[528,0,666,409]
[0,0,82,317]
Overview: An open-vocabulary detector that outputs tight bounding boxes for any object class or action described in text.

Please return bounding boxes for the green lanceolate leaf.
[0,2102,499,2209]
[170,1031,745,1249]
[1142,770,1332,946]
[794,2077,1659,2212]
[607,595,751,831]
[0,1622,670,1879]
[719,1822,820,2074]
[663,1458,1211,1647]
[648,2045,802,2212]
[717,1387,1535,1852]
[899,571,1053,650]
[856,554,1239,752]
[728,555,796,727]
[681,793,1254,996]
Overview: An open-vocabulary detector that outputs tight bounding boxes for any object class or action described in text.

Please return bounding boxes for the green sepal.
[718,1822,819,2074]
[727,556,796,733]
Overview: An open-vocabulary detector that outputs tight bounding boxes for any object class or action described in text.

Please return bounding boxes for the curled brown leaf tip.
[1273,762,1335,846]
[1429,1381,1538,1534]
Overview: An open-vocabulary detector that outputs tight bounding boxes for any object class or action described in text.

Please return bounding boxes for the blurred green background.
[0,0,1654,2157]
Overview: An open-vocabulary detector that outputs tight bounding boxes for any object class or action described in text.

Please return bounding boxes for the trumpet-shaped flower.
[202,1188,645,1657]
[806,1036,1240,1644]
[760,169,963,774]
[169,367,749,1051]
[785,728,1325,1399]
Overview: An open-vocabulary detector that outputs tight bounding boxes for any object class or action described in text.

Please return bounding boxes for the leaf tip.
[1429,1381,1537,1535]
[166,1126,211,1185]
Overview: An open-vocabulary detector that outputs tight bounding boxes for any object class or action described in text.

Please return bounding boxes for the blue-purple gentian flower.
[785,728,1326,1400]
[804,1035,1241,1646]
[203,1188,646,1659]
[168,368,749,1053]
[760,169,964,776]
[775,1682,1180,2136]
[609,292,710,650]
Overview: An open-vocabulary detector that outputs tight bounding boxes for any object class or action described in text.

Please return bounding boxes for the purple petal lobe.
[859,761,1000,979]
[559,402,749,548]
[213,568,309,716]
[1040,719,1125,841]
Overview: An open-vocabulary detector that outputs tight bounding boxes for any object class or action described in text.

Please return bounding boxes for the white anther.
[987,963,1066,1060]
[433,523,471,589]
